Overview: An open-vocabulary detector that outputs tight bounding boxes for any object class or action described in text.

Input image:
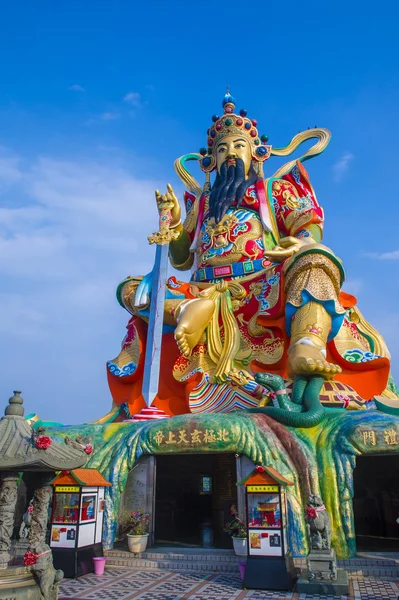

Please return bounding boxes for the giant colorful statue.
[107,93,396,421]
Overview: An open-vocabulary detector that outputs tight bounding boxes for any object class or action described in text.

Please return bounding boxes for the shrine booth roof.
[238,467,294,487]
[52,468,112,487]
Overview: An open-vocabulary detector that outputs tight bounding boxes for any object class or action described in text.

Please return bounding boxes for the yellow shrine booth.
[50,469,111,578]
[240,466,295,590]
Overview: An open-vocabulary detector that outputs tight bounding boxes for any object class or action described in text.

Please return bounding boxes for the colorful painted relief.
[46,409,399,559]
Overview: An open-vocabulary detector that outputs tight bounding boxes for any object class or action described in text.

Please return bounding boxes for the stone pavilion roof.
[0,391,88,472]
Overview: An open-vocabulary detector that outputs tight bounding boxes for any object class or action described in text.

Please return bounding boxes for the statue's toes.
[323,363,342,379]
[181,344,190,357]
[176,337,189,356]
[305,358,317,371]
[315,360,328,372]
[174,328,184,341]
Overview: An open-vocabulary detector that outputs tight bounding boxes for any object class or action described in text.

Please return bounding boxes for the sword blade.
[141,243,169,407]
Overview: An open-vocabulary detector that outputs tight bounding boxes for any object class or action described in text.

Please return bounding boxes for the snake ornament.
[247,373,326,428]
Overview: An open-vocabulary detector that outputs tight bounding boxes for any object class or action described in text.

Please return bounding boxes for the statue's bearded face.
[208,134,259,223]
[215,135,253,176]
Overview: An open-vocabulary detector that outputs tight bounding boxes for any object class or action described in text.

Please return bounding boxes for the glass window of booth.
[80,494,97,522]
[53,493,80,524]
[247,493,281,528]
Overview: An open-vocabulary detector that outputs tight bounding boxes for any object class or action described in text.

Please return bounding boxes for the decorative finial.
[222,91,236,114]
[5,390,24,417]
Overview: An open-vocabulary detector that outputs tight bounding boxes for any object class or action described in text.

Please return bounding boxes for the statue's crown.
[199,92,271,172]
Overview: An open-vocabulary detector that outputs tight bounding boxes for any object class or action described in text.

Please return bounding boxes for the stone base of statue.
[0,566,42,600]
[307,548,338,580]
[296,549,349,595]
[296,569,349,595]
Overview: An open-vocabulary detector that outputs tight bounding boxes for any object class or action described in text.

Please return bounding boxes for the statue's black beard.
[208,158,260,223]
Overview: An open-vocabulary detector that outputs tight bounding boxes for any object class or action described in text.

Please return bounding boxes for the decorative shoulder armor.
[271,161,324,237]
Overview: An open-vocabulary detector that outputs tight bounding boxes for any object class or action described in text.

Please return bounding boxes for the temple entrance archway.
[119,452,255,549]
[154,453,238,548]
[353,454,399,551]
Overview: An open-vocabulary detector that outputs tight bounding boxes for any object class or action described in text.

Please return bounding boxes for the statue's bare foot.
[287,343,342,380]
[174,298,215,357]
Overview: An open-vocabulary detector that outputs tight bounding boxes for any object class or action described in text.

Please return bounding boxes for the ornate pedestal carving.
[28,475,63,600]
[0,566,41,600]
[307,548,337,581]
[0,472,19,569]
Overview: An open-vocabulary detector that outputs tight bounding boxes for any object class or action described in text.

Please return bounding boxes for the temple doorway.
[155,453,237,548]
[353,454,399,551]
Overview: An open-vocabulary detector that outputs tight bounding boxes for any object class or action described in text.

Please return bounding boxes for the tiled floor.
[58,566,399,600]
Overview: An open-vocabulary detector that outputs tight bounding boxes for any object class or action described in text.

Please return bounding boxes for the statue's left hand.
[155,184,181,229]
[265,236,314,262]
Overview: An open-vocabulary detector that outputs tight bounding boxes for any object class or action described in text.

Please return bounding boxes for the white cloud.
[99,112,120,121]
[366,250,399,260]
[332,152,354,182]
[0,148,22,187]
[69,84,85,92]
[123,92,141,107]
[0,147,170,422]
[0,292,45,338]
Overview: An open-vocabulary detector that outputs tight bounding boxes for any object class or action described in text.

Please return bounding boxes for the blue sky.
[0,1,398,423]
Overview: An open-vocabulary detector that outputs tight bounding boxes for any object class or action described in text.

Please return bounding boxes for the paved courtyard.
[59,566,399,600]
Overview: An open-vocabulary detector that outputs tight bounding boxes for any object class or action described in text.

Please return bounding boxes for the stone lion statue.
[31,543,63,600]
[305,493,331,551]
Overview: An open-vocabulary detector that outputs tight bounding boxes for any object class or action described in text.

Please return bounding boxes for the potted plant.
[119,509,150,553]
[224,505,247,556]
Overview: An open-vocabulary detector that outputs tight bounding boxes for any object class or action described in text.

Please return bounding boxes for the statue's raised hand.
[149,184,182,245]
[155,184,181,229]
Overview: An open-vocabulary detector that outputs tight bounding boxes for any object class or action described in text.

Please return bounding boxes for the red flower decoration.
[255,465,265,473]
[306,507,317,519]
[27,505,34,514]
[35,435,52,449]
[84,444,93,455]
[24,551,38,566]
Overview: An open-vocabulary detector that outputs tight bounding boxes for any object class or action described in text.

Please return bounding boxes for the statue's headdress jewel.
[199,92,271,173]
